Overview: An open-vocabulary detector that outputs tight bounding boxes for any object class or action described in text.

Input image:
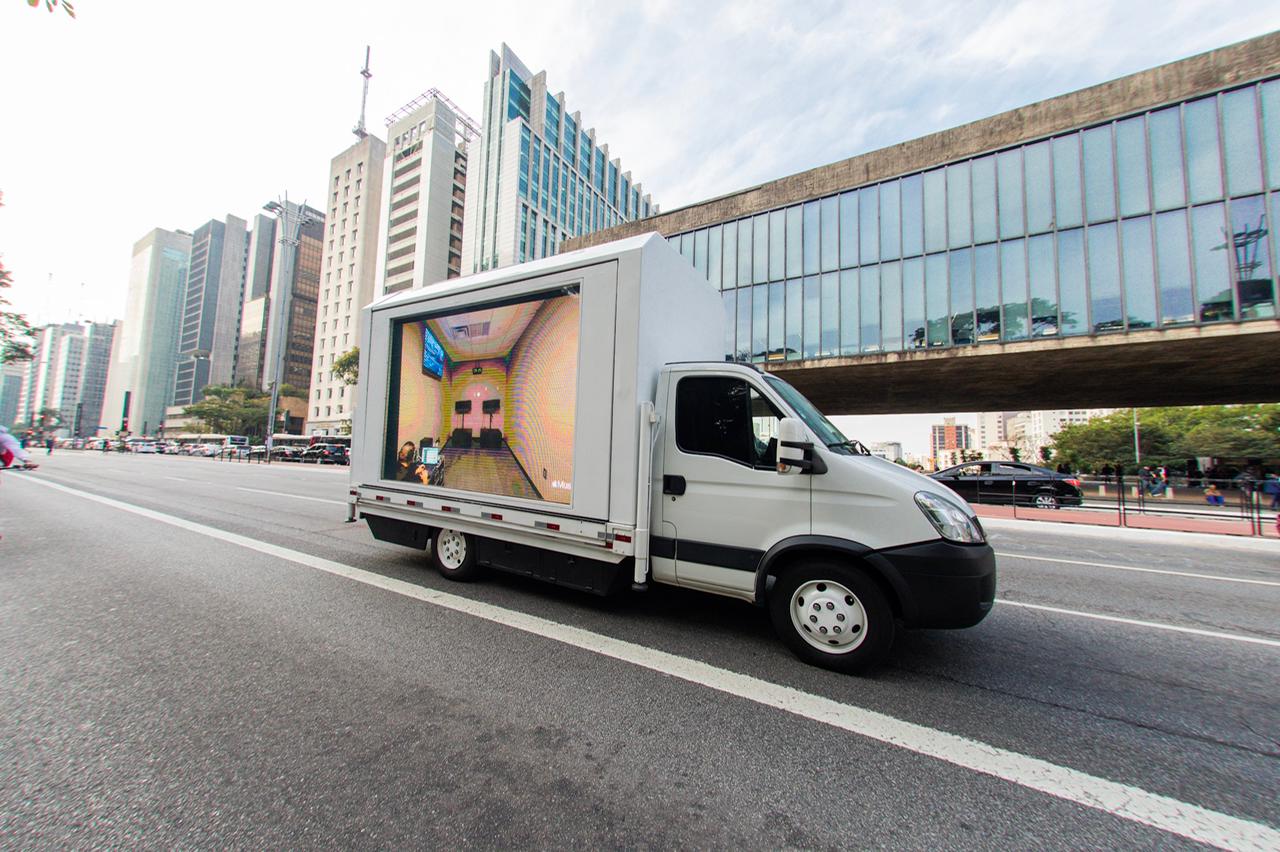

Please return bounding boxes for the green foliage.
[1051,405,1280,469]
[182,384,305,438]
[26,0,76,18]
[333,347,359,386]
[0,192,33,363]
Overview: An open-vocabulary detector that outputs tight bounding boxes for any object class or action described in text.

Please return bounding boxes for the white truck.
[350,234,994,672]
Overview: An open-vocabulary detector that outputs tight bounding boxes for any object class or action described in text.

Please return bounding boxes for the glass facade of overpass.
[669,78,1280,363]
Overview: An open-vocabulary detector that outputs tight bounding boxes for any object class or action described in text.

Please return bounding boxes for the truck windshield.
[762,374,865,455]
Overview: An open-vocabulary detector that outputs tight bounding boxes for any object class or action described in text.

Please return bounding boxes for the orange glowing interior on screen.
[388,291,580,504]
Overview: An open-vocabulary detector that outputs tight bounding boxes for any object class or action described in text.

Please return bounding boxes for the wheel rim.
[789,580,868,654]
[1036,494,1056,508]
[436,529,467,570]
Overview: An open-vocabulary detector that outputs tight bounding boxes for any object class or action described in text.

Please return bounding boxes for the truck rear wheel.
[769,561,894,673]
[431,528,480,581]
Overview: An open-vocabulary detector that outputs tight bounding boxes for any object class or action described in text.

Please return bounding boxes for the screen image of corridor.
[388,290,580,504]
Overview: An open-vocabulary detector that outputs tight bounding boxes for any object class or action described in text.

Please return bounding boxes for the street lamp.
[262,195,319,460]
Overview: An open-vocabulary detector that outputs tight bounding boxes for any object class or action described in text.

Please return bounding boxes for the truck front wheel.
[431,528,480,581]
[769,561,894,673]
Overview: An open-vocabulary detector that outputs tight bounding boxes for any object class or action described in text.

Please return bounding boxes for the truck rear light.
[482,512,503,521]
[541,522,560,531]
[614,533,632,543]
[441,505,456,513]
[406,499,419,507]
[375,495,386,502]
[349,490,358,496]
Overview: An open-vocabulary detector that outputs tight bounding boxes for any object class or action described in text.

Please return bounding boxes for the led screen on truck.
[385,287,580,505]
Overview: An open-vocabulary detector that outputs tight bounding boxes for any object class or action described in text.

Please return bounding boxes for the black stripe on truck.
[650,536,763,572]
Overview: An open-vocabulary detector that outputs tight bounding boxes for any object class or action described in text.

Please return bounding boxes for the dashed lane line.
[996,599,1280,648]
[995,551,1280,588]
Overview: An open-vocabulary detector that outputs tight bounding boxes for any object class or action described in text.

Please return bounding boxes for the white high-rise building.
[16,320,118,437]
[1009,409,1116,460]
[307,132,386,435]
[102,228,192,436]
[15,322,82,429]
[462,44,657,274]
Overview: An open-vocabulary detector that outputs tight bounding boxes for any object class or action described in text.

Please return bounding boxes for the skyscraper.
[12,320,116,437]
[461,44,657,274]
[15,322,83,429]
[307,133,385,435]
[173,215,248,406]
[0,361,23,430]
[377,90,475,295]
[76,321,116,437]
[234,214,277,388]
[102,228,192,436]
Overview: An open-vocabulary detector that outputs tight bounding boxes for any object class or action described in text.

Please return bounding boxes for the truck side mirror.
[776,418,813,475]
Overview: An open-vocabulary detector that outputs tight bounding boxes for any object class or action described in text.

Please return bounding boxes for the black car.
[930,461,1083,509]
[302,443,349,465]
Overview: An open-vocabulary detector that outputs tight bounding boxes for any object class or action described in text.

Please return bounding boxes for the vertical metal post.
[1132,408,1141,465]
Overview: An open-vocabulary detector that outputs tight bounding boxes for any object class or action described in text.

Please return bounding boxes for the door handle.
[663,474,686,496]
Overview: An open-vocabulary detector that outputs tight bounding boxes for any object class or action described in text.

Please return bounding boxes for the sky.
[0,0,1274,454]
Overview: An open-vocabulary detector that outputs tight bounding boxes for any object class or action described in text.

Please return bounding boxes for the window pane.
[1024,141,1053,233]
[947,162,971,248]
[949,249,973,344]
[902,174,924,257]
[803,201,820,275]
[783,279,800,360]
[752,282,768,360]
[839,269,859,354]
[925,253,949,346]
[768,209,785,281]
[820,195,839,272]
[1083,126,1116,223]
[1028,233,1058,335]
[974,243,999,341]
[679,231,693,261]
[752,214,768,284]
[1232,195,1274,319]
[1057,229,1087,335]
[722,289,736,357]
[838,191,858,269]
[903,258,926,348]
[803,276,820,358]
[786,205,803,278]
[881,261,903,351]
[721,219,737,289]
[997,149,1024,239]
[1184,97,1223,204]
[738,218,753,286]
[1087,223,1122,333]
[859,185,880,264]
[1150,107,1187,210]
[1263,81,1280,190]
[771,280,787,360]
[675,376,756,463]
[1121,217,1157,329]
[1116,116,1150,217]
[1191,202,1231,322]
[1222,88,1263,196]
[1155,209,1194,325]
[880,179,902,260]
[708,225,722,289]
[1052,134,1083,229]
[735,283,751,360]
[1000,239,1029,340]
[694,229,709,278]
[972,156,997,244]
[860,266,881,351]
[924,168,946,252]
[820,273,840,356]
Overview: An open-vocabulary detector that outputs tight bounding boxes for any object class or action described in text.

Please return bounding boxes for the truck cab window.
[676,376,781,468]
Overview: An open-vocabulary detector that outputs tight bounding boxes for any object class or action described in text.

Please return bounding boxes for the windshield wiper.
[826,439,872,455]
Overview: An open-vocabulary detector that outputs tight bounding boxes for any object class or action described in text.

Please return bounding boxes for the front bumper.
[871,539,996,629]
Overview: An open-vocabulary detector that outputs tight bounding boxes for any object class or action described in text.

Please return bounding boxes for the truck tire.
[431,528,480,581]
[768,561,894,673]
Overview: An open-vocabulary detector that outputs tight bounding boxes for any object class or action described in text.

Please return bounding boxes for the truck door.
[656,373,811,599]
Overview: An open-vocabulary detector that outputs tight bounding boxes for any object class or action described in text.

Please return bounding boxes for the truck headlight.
[915,491,985,544]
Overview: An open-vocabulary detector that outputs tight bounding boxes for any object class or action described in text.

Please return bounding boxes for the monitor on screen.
[422,322,445,380]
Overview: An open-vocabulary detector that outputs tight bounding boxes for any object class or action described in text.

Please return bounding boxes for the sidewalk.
[973,503,1279,539]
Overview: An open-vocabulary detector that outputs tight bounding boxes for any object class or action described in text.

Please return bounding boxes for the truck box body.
[351,234,721,567]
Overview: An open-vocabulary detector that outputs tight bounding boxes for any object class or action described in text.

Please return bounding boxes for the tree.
[26,0,76,18]
[1051,405,1280,470]
[0,192,33,363]
[1038,446,1053,464]
[1009,447,1022,463]
[182,384,305,439]
[333,347,359,386]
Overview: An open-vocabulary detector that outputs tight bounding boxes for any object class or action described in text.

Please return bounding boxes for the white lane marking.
[995,551,1280,588]
[163,476,193,482]
[997,599,1280,648]
[13,476,1278,852]
[235,486,344,506]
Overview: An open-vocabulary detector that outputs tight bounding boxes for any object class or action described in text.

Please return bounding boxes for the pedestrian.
[1101,464,1114,484]
[1139,466,1154,496]
[1263,474,1280,510]
[45,436,54,455]
[1203,483,1224,507]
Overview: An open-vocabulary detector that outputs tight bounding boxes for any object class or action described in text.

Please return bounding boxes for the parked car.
[269,445,302,462]
[131,441,159,454]
[930,461,1083,509]
[302,443,349,465]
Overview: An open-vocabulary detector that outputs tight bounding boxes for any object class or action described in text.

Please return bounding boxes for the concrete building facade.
[566,33,1280,416]
[462,44,656,274]
[102,228,192,436]
[376,91,471,295]
[0,361,22,430]
[15,322,82,429]
[174,215,248,406]
[234,214,277,388]
[930,416,973,469]
[307,132,386,435]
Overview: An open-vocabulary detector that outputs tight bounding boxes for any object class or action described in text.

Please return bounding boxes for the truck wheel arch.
[754,536,915,623]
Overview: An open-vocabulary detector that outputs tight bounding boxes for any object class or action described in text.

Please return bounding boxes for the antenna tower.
[353,46,372,139]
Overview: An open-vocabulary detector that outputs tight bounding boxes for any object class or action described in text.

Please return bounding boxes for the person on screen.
[394,441,429,483]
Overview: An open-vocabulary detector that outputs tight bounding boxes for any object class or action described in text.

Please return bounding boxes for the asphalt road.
[1,452,1277,850]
